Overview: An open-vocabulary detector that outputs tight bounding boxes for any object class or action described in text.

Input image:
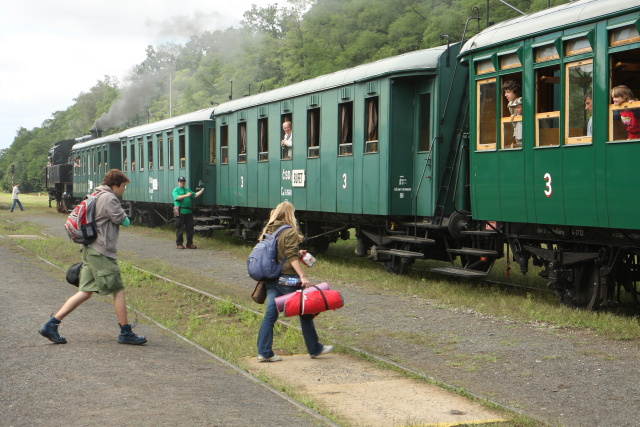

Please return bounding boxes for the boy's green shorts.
[79,246,124,295]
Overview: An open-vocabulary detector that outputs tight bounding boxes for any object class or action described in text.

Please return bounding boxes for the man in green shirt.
[172,176,204,249]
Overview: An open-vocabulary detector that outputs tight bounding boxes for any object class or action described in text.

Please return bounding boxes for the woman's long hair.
[259,201,303,242]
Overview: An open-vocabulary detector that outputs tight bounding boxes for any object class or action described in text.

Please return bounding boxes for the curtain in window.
[339,104,349,143]
[366,99,378,141]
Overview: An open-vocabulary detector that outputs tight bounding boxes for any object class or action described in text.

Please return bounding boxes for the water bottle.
[300,250,316,267]
[278,276,302,286]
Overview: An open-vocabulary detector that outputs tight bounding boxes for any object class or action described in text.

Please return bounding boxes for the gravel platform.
[11,212,640,426]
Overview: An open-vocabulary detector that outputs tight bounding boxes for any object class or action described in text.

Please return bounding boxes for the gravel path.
[19,212,640,426]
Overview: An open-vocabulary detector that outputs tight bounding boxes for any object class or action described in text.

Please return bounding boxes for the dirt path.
[16,211,640,426]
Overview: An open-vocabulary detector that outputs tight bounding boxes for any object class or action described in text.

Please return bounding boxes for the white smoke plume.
[93,73,164,131]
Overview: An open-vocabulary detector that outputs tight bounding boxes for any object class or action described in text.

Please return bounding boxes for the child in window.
[612,85,640,140]
[508,97,523,148]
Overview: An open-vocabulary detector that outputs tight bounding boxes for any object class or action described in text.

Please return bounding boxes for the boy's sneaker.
[257,355,282,362]
[310,345,333,359]
[118,324,147,345]
[39,317,67,344]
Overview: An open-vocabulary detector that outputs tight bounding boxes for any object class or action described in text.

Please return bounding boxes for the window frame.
[564,58,594,145]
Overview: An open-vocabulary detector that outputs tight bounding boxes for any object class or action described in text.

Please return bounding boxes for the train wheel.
[311,236,331,254]
[561,263,602,310]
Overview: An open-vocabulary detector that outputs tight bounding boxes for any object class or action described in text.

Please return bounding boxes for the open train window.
[565,59,593,145]
[476,78,497,150]
[338,102,353,156]
[500,76,522,149]
[220,125,228,164]
[307,108,320,158]
[281,114,292,159]
[130,140,136,172]
[122,143,127,172]
[178,130,186,169]
[238,122,247,163]
[147,136,153,171]
[208,128,215,165]
[168,136,174,170]
[138,139,144,171]
[157,134,164,170]
[609,40,640,141]
[535,65,561,147]
[364,97,378,153]
[258,118,268,162]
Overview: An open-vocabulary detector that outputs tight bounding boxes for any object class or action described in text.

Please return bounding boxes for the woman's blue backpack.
[247,225,292,281]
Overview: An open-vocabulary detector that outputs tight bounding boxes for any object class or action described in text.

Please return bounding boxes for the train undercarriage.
[125,201,640,311]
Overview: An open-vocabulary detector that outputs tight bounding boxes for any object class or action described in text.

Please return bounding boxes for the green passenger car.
[457,0,640,309]
[460,0,640,230]
[212,44,467,243]
[72,133,122,198]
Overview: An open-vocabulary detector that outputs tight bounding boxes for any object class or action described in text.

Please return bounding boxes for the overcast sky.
[0,0,276,151]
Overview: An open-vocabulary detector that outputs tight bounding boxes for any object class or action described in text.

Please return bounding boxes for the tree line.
[0,0,567,193]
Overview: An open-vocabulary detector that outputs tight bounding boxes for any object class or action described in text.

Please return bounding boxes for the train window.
[238,122,247,163]
[500,76,522,149]
[122,143,127,172]
[565,59,593,144]
[208,128,216,165]
[147,136,153,171]
[97,150,102,174]
[535,65,561,147]
[179,130,186,169]
[475,58,495,75]
[130,142,136,172]
[307,108,320,158]
[220,126,229,164]
[281,114,292,159]
[168,136,174,169]
[258,118,268,162]
[500,53,521,70]
[365,97,378,153]
[565,36,592,56]
[610,24,640,47]
[535,44,559,63]
[418,94,431,152]
[138,139,144,171]
[609,86,640,141]
[158,135,164,170]
[338,102,353,156]
[476,78,497,150]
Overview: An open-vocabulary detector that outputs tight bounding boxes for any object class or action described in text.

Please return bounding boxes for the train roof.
[71,107,215,151]
[119,107,215,138]
[459,0,640,58]
[213,45,451,115]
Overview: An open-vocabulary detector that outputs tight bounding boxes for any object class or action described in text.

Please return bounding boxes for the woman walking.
[256,201,332,362]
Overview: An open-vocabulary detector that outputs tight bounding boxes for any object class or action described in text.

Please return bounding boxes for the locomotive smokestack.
[90,128,103,138]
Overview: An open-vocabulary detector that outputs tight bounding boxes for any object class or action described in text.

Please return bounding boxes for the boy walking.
[10,183,24,212]
[39,169,146,345]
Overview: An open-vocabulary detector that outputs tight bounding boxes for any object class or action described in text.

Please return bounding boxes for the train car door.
[413,82,434,217]
[336,100,354,213]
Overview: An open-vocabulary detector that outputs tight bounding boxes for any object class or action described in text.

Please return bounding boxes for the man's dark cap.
[178,176,186,182]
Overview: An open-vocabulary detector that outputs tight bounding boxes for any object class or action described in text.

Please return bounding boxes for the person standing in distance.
[173,176,204,249]
[39,169,146,345]
[281,121,292,159]
[10,183,25,212]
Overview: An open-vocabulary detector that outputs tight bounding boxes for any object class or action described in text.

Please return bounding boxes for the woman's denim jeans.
[257,279,323,358]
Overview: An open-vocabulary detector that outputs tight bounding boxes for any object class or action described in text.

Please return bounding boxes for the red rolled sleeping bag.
[283,285,343,317]
[274,282,330,312]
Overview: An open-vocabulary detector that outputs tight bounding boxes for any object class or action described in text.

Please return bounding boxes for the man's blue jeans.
[10,199,24,212]
[257,280,323,358]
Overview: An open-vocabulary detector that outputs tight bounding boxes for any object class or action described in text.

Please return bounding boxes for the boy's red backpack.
[65,191,105,245]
